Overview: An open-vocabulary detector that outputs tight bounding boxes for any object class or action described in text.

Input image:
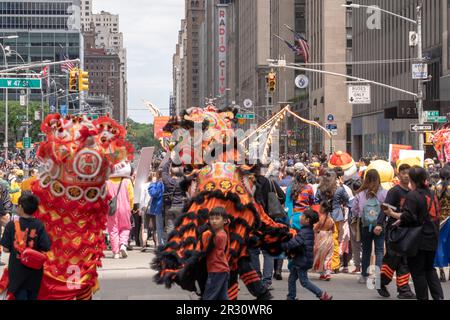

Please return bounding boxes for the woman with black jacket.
[385,166,444,300]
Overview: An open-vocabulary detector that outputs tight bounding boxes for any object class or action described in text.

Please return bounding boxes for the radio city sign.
[217,5,227,95]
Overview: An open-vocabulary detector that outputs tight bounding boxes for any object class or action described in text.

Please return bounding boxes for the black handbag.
[267,179,286,219]
[108,178,124,216]
[388,225,423,257]
[388,192,436,257]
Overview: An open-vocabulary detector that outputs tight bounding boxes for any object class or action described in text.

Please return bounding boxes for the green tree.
[126,118,159,151]
[0,100,49,147]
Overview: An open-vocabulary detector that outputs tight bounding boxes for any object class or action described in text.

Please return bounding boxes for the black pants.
[407,250,444,300]
[131,213,142,247]
[381,247,413,294]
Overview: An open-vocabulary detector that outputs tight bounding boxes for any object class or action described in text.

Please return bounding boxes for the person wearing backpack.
[384,167,444,300]
[0,192,51,300]
[352,169,387,284]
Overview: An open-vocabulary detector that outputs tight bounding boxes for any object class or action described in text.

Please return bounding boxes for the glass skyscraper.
[0,0,82,104]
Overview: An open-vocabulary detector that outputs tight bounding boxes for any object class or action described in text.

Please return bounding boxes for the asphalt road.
[1,247,450,300]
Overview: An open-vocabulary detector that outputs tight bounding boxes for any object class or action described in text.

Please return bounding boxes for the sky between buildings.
[93,0,184,124]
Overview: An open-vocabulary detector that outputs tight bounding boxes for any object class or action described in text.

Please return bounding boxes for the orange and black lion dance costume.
[152,105,295,300]
[0,114,133,300]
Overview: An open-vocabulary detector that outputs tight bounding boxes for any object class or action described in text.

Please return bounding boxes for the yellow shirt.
[11,181,22,205]
[109,177,134,210]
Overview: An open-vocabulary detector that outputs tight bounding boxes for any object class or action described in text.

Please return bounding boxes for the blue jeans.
[14,289,39,301]
[249,248,274,287]
[203,272,230,300]
[361,227,385,277]
[155,214,165,246]
[287,267,323,300]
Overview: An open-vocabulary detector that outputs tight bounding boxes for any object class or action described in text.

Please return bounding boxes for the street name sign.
[348,85,371,104]
[23,137,31,149]
[426,116,447,123]
[326,124,338,136]
[0,78,42,89]
[412,63,428,80]
[236,113,255,120]
[426,111,439,118]
[410,124,434,133]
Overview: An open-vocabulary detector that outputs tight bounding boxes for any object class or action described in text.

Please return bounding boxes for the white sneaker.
[113,253,120,259]
[120,244,128,258]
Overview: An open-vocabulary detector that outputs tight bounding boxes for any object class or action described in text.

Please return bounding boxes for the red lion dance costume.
[152,105,295,300]
[432,123,450,164]
[1,114,133,300]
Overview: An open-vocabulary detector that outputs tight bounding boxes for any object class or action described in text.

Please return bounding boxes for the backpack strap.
[13,219,27,254]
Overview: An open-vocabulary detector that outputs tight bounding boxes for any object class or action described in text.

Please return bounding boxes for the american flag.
[282,24,310,63]
[59,47,75,74]
[294,34,310,63]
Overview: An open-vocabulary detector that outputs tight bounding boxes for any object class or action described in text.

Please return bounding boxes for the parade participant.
[147,170,165,247]
[160,156,186,239]
[21,169,39,192]
[433,164,450,282]
[202,207,230,301]
[10,170,24,215]
[283,209,332,300]
[139,173,153,251]
[286,163,315,232]
[375,164,416,299]
[0,183,13,267]
[384,167,444,300]
[250,162,286,291]
[316,170,350,274]
[152,105,294,301]
[0,192,51,300]
[107,162,134,259]
[0,170,20,195]
[313,200,335,281]
[352,169,387,284]
[16,114,134,300]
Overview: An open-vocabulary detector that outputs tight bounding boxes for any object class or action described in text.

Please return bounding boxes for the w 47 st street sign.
[0,78,42,89]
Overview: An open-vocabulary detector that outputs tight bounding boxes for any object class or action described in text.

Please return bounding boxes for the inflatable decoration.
[328,151,358,182]
[152,105,295,300]
[5,114,133,300]
[366,160,395,190]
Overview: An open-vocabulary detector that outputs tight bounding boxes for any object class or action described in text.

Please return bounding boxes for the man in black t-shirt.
[374,164,415,299]
[0,192,51,300]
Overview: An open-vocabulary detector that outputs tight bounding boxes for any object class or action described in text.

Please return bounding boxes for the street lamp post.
[342,2,424,150]
[0,35,19,161]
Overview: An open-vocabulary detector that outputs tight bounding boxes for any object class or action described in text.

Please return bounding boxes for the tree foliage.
[126,118,158,151]
[0,100,49,146]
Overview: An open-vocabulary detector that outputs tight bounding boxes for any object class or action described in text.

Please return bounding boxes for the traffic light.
[69,69,79,92]
[267,72,277,93]
[78,70,89,92]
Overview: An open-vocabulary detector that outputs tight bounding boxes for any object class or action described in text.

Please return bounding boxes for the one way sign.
[410,124,434,133]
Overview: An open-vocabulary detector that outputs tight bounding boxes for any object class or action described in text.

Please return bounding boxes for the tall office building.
[184,0,205,109]
[0,0,82,106]
[80,1,128,123]
[173,19,186,115]
[80,0,92,31]
[306,0,353,154]
[351,0,443,159]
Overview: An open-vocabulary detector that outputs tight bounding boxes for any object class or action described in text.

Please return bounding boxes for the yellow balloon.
[366,160,394,183]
